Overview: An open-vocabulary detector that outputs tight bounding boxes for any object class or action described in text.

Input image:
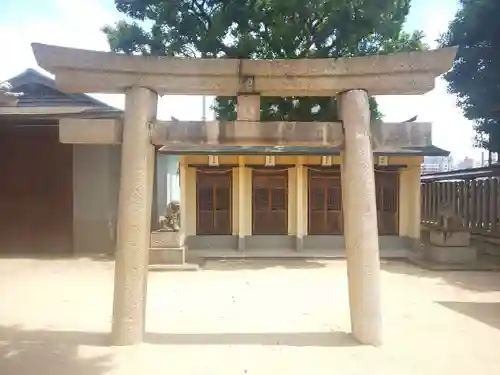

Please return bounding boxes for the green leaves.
[105,0,424,121]
[441,0,500,152]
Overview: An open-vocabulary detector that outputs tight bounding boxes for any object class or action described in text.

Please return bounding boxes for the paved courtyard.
[1,257,500,375]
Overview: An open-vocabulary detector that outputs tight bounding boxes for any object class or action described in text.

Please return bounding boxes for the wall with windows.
[181,154,422,242]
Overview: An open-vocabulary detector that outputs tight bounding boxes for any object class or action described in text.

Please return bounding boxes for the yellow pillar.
[408,165,422,241]
[238,156,246,250]
[179,157,188,242]
[296,157,305,251]
[111,86,158,345]
[339,89,382,346]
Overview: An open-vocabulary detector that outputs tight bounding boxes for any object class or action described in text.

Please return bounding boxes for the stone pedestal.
[429,230,470,247]
[150,231,186,265]
[149,231,199,271]
[426,229,476,264]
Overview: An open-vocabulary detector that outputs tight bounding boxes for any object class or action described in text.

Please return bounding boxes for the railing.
[421,177,500,236]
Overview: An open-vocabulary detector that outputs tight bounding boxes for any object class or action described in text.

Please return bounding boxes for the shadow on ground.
[437,302,500,330]
[145,331,356,347]
[0,325,112,375]
[0,253,113,262]
[0,326,356,355]
[199,258,329,270]
[381,260,500,292]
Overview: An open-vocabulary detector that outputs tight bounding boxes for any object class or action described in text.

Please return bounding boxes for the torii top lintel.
[31,43,457,97]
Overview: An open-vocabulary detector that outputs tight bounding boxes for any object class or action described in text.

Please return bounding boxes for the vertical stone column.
[296,156,305,251]
[237,94,260,122]
[111,86,158,346]
[339,89,382,346]
[237,156,246,250]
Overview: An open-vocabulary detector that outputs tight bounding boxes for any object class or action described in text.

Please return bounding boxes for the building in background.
[455,157,476,170]
[421,155,454,174]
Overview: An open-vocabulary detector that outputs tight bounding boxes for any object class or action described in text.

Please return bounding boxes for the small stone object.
[437,202,464,240]
[161,200,181,232]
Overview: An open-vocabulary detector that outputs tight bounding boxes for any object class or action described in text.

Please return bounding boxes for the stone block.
[426,245,477,264]
[149,247,185,265]
[150,231,185,248]
[484,241,500,256]
[429,230,470,247]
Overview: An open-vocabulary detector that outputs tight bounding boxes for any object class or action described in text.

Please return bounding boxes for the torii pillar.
[339,89,382,345]
[111,86,158,345]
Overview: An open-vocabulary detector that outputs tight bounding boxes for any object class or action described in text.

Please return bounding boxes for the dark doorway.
[0,123,73,254]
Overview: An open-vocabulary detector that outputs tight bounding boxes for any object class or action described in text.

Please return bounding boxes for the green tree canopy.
[104,0,426,121]
[440,0,500,153]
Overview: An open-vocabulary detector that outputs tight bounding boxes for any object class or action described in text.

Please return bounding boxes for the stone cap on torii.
[31,43,457,97]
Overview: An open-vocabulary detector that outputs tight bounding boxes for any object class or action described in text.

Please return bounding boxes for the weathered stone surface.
[149,247,185,265]
[371,122,432,151]
[429,230,470,247]
[151,120,344,147]
[57,116,437,152]
[111,87,157,346]
[151,231,185,248]
[31,43,457,96]
[426,245,477,264]
[340,89,382,346]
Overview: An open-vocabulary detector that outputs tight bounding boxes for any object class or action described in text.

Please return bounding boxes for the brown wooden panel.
[307,169,399,235]
[196,169,232,235]
[308,169,343,234]
[0,124,73,253]
[252,169,288,234]
[375,171,399,235]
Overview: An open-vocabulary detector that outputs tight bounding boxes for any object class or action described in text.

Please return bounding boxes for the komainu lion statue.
[437,201,464,240]
[159,201,181,232]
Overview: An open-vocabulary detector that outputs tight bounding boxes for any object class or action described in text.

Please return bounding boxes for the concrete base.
[426,244,477,264]
[237,236,245,251]
[188,248,407,259]
[429,230,470,247]
[472,235,500,256]
[151,231,185,248]
[149,247,185,265]
[409,250,500,271]
[187,235,417,252]
[150,231,189,266]
[149,263,199,271]
[483,242,500,256]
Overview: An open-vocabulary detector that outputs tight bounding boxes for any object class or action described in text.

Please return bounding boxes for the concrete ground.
[1,258,500,375]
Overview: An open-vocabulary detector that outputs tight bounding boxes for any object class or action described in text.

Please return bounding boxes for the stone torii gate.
[31,43,456,346]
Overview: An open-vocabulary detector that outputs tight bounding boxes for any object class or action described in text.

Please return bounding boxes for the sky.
[0,0,484,162]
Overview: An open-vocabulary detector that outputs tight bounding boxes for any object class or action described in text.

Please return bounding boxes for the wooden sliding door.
[375,170,399,235]
[196,169,232,235]
[308,169,343,234]
[252,169,288,235]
